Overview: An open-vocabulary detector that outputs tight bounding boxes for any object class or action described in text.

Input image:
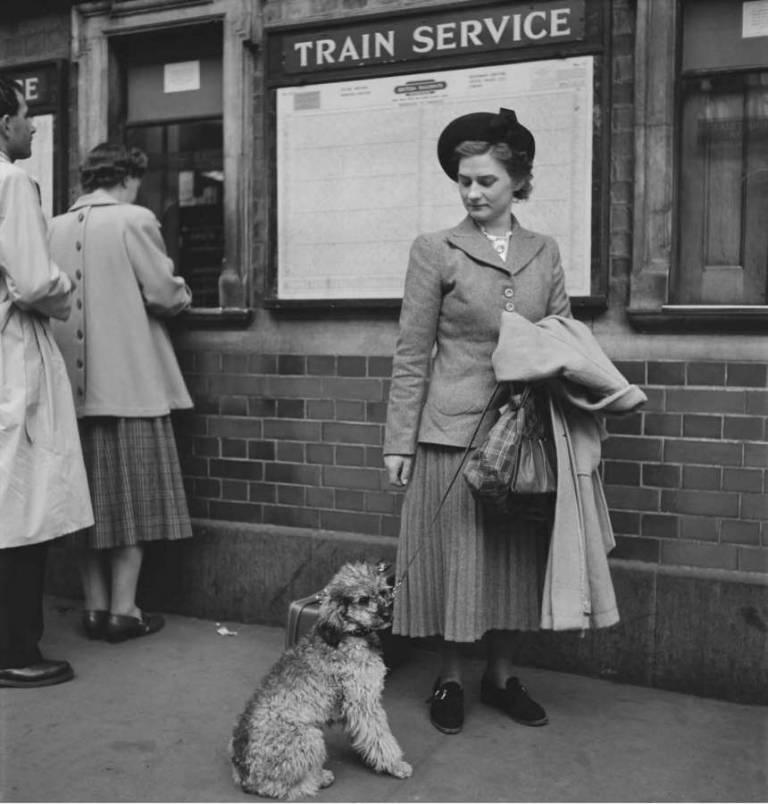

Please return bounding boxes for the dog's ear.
[316,587,347,647]
[316,619,342,648]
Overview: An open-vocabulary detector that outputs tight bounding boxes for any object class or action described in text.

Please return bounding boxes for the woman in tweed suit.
[384,109,571,734]
[50,144,193,644]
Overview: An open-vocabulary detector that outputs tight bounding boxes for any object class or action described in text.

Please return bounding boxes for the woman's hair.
[80,143,148,192]
[454,140,533,200]
[0,76,22,118]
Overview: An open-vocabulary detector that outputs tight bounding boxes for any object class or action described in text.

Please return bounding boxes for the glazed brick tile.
[366,401,388,423]
[277,355,305,375]
[193,437,219,457]
[193,478,220,498]
[249,482,276,503]
[365,491,395,515]
[641,387,665,413]
[612,360,645,385]
[307,355,336,375]
[219,396,248,416]
[196,351,221,373]
[336,400,366,421]
[277,398,305,418]
[262,505,320,529]
[661,489,739,518]
[277,484,305,506]
[686,362,726,386]
[666,388,746,415]
[321,376,385,402]
[249,354,277,373]
[179,455,207,477]
[320,509,380,534]
[248,398,276,417]
[306,443,334,464]
[221,353,249,372]
[187,498,208,518]
[323,466,383,491]
[210,458,263,481]
[745,390,768,415]
[742,493,768,521]
[335,445,366,466]
[604,413,642,435]
[664,439,741,467]
[277,441,304,463]
[603,460,640,486]
[266,376,325,399]
[682,465,721,491]
[608,509,640,535]
[738,548,768,574]
[640,513,678,539]
[611,535,660,563]
[661,540,738,571]
[679,516,718,542]
[720,520,761,546]
[323,421,381,445]
[744,442,768,467]
[192,395,218,415]
[722,468,763,494]
[603,484,660,511]
[209,500,261,523]
[248,440,275,461]
[647,361,685,386]
[643,413,682,437]
[337,356,366,376]
[306,399,335,419]
[306,486,334,509]
[723,416,764,441]
[726,363,768,388]
[209,374,266,396]
[264,462,319,486]
[368,356,393,377]
[263,419,321,441]
[366,446,384,468]
[335,489,366,511]
[176,350,196,372]
[683,414,721,439]
[222,480,248,501]
[602,435,663,462]
[221,438,247,459]
[642,463,681,489]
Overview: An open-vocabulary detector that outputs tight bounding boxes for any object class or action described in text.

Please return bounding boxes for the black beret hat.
[437,107,535,180]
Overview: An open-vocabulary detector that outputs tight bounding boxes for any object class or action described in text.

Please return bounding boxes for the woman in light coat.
[384,109,571,734]
[50,143,193,644]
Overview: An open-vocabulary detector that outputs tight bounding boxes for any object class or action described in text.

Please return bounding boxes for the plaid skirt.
[68,416,193,550]
[392,443,550,643]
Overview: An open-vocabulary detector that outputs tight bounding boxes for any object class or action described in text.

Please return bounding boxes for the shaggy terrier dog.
[229,562,412,799]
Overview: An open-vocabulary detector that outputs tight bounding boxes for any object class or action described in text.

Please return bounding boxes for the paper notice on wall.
[276,57,594,300]
[743,0,768,37]
[17,113,54,219]
[163,61,200,93]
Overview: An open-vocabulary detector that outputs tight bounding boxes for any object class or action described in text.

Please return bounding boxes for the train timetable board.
[275,56,593,301]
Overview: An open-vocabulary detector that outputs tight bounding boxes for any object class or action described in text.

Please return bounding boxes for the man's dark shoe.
[82,609,109,640]
[0,660,74,688]
[480,674,548,726]
[426,678,464,734]
[105,612,165,643]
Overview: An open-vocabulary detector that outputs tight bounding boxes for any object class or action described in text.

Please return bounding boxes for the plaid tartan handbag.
[463,385,557,518]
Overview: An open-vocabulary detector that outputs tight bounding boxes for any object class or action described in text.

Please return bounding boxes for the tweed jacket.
[0,154,94,548]
[384,215,571,455]
[49,191,192,418]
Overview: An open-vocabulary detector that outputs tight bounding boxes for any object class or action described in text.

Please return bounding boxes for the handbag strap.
[393,382,507,595]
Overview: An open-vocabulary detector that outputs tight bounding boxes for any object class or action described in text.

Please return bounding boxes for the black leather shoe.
[105,612,165,643]
[82,609,109,640]
[0,660,74,688]
[480,674,548,726]
[426,678,464,734]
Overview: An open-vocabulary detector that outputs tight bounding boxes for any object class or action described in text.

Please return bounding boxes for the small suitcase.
[285,591,409,673]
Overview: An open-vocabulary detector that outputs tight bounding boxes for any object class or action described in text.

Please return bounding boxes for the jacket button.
[76,299,82,309]
[76,359,84,369]
[505,302,515,312]
[504,288,514,298]
[78,213,84,222]
[76,329,83,339]
[77,387,83,396]
[76,241,82,251]
[76,270,82,279]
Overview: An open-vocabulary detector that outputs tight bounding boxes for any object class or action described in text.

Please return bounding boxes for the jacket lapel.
[447,215,546,276]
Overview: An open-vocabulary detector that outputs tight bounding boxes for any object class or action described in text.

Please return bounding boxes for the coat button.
[76,270,82,279]
[76,299,82,309]
[76,241,82,251]
[77,387,84,396]
[505,302,515,312]
[76,329,83,339]
[76,359,84,369]
[504,288,514,298]
[78,213,84,222]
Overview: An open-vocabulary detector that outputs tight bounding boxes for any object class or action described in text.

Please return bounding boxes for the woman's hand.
[384,455,413,487]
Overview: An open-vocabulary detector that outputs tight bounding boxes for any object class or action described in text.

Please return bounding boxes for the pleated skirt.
[393,443,550,643]
[67,416,193,550]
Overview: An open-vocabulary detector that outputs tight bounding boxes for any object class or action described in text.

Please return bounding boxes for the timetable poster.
[276,57,593,300]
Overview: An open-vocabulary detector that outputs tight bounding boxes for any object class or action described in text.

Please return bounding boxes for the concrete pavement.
[1,596,766,803]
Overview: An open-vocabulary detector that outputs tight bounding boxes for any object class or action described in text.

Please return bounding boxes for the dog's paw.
[320,769,335,789]
[388,759,413,779]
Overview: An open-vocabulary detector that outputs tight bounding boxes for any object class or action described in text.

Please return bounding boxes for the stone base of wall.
[46,519,768,705]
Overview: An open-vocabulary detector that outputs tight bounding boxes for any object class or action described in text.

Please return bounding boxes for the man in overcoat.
[0,76,93,687]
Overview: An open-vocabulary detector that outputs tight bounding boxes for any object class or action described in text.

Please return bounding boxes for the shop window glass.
[127,119,224,308]
[675,1,768,305]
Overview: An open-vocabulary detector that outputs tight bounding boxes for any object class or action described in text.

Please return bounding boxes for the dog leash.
[392,382,509,596]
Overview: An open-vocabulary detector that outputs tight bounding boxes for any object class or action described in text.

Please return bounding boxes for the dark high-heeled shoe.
[82,610,109,640]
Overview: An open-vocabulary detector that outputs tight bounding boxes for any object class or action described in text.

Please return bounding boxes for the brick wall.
[175,351,767,576]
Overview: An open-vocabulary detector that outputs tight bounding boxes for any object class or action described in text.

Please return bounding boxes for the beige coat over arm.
[0,154,94,548]
[384,215,571,455]
[49,190,192,418]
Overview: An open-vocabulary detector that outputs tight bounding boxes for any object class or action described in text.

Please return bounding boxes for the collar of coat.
[68,189,123,211]
[446,214,545,276]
